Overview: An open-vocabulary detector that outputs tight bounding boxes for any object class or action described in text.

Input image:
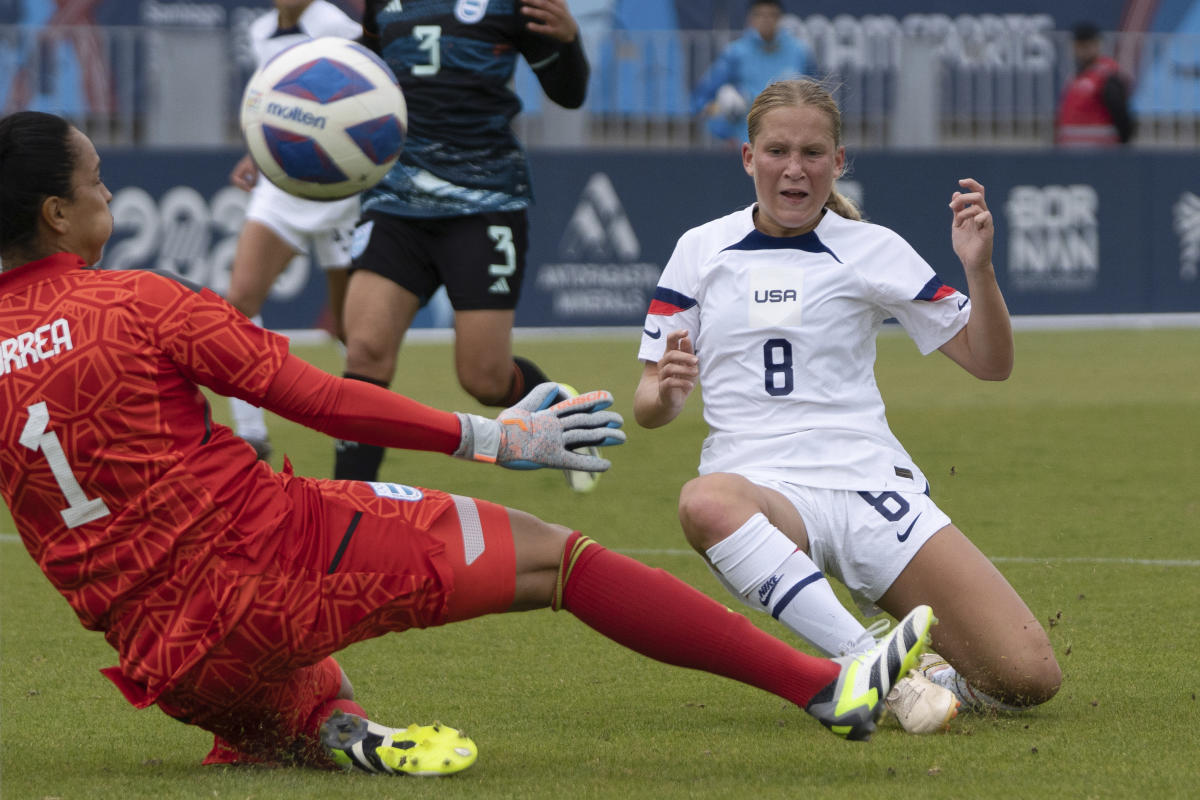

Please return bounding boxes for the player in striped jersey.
[335,0,600,491]
[635,79,1062,732]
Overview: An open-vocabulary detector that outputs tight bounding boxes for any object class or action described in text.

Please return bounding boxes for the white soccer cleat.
[917,651,953,678]
[886,672,960,734]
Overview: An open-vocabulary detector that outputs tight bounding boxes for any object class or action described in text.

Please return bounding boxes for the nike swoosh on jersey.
[643,326,662,339]
[957,297,969,310]
[897,513,922,542]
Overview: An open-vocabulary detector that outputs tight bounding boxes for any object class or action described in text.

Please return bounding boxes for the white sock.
[705,513,868,656]
[924,661,1025,713]
[229,316,269,440]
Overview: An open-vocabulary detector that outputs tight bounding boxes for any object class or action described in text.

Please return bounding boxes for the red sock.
[301,697,369,769]
[502,361,526,406]
[554,533,840,708]
[304,697,369,737]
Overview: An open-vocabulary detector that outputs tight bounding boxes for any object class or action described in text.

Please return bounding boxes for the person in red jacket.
[0,111,935,776]
[1055,22,1135,147]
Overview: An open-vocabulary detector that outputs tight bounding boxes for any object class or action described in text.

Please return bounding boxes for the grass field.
[2,326,1198,799]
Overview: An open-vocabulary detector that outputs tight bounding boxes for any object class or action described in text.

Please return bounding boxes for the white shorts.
[753,479,952,616]
[244,179,359,270]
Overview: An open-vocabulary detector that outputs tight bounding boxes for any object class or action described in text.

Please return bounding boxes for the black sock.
[497,356,552,407]
[333,373,390,480]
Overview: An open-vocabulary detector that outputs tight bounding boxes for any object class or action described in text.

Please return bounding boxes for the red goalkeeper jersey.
[2,254,466,704]
[0,254,294,631]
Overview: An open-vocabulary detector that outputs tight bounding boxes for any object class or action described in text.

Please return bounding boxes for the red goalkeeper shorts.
[150,475,515,761]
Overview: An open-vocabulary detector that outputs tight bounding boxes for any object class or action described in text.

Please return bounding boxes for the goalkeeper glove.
[454,382,625,471]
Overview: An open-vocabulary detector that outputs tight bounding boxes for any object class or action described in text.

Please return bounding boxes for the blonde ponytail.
[825,186,862,221]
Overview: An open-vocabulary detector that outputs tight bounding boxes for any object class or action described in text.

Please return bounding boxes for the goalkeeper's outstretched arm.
[261,354,623,471]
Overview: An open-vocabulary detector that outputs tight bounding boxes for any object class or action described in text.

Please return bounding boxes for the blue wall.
[95,148,1200,330]
[518,150,1200,325]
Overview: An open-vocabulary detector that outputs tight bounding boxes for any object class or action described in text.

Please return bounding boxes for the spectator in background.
[690,0,813,144]
[1055,21,1135,147]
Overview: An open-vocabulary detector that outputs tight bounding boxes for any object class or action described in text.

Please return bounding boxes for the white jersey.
[638,205,970,492]
[248,1,361,67]
[245,1,363,247]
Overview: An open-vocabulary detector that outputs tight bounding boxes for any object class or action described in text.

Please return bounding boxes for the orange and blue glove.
[454,383,625,471]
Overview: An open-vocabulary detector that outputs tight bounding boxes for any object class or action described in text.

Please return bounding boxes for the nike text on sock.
[705,513,868,656]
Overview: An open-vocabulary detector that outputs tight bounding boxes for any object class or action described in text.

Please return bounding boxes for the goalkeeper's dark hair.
[746,78,862,222]
[0,111,76,262]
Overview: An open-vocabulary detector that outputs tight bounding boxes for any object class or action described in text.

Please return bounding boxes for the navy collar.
[723,226,842,263]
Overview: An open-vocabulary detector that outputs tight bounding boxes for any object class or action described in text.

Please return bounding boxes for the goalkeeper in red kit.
[0,110,935,776]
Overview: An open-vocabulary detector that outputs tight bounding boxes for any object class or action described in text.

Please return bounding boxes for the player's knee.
[510,509,571,573]
[343,334,395,379]
[678,477,737,553]
[529,521,572,572]
[987,648,1062,707]
[1013,656,1063,706]
[458,363,512,407]
[509,511,572,610]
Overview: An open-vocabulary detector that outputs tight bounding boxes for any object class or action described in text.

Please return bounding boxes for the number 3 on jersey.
[763,338,794,396]
[20,402,111,528]
[412,25,441,76]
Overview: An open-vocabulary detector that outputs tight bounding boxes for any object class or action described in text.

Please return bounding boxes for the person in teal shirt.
[691,0,814,143]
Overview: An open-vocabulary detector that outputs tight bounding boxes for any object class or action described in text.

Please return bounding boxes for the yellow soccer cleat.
[805,605,935,741]
[320,710,478,776]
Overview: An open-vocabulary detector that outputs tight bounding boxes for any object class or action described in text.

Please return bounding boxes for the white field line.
[0,533,1196,566]
[279,312,1200,346]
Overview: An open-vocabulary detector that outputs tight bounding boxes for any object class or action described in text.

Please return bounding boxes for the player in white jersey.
[225,0,363,459]
[634,79,1061,733]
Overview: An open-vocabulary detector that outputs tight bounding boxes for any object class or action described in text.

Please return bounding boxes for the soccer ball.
[239,36,406,200]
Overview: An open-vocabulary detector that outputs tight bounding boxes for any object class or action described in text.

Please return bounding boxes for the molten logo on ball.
[240,37,407,201]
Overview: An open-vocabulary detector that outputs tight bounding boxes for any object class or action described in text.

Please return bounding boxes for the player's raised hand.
[454,383,625,472]
[949,178,995,274]
[229,153,259,192]
[657,329,699,409]
[521,0,579,42]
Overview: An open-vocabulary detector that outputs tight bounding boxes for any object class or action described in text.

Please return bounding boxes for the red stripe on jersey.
[648,299,686,316]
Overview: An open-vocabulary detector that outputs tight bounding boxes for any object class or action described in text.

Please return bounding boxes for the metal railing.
[2,24,1197,150]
